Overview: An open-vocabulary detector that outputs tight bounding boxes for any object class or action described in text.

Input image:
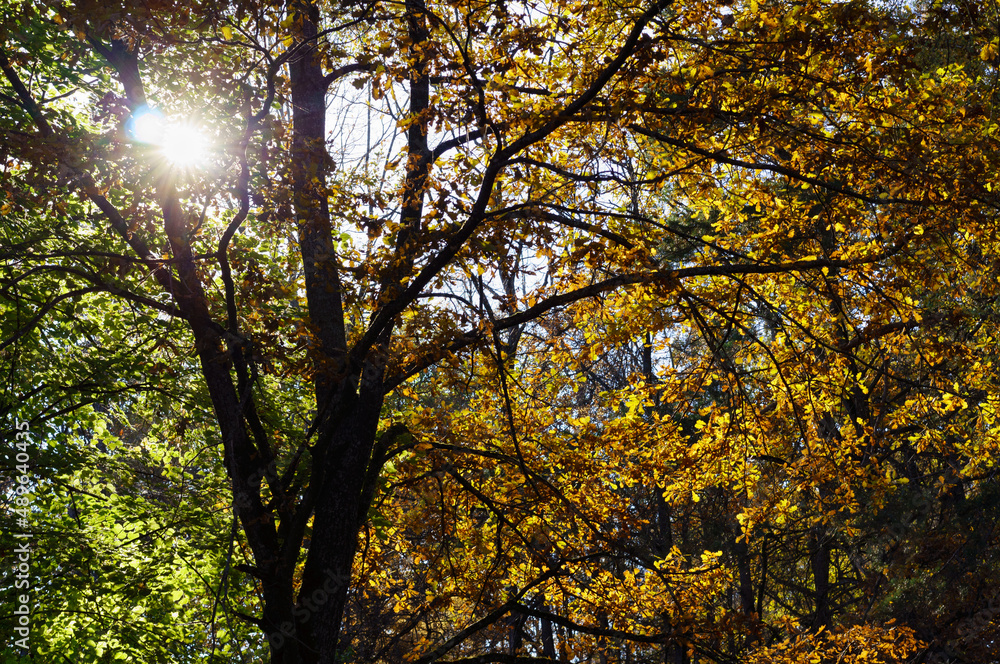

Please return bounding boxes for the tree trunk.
[810,525,832,629]
[541,613,557,660]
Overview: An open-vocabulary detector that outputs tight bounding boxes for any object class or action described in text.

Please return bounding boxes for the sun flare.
[160,124,210,166]
[128,108,211,168]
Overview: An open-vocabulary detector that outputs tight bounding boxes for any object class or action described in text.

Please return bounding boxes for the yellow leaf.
[221,26,233,40]
[981,42,998,63]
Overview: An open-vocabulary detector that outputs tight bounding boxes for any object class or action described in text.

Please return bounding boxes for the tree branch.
[355,0,672,361]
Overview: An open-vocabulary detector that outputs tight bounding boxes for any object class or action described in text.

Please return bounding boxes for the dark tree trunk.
[810,526,832,629]
[733,531,756,629]
[275,1,359,661]
[541,613,557,660]
[269,0,431,660]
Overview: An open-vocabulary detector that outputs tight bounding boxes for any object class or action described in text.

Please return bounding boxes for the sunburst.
[128,107,211,168]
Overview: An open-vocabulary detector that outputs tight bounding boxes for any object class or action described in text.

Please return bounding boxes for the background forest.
[2,0,1000,662]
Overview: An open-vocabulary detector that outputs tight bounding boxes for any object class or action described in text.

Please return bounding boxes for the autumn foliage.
[2,0,1000,662]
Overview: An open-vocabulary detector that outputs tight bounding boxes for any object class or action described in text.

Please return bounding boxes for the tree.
[3,0,1000,662]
